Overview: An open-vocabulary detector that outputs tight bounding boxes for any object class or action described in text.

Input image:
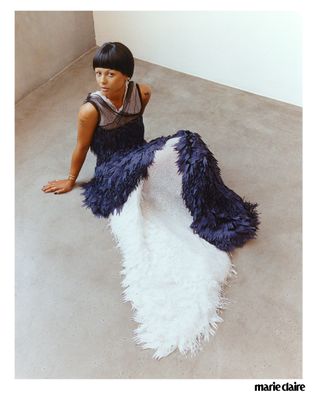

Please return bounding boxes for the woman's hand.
[41,179,75,194]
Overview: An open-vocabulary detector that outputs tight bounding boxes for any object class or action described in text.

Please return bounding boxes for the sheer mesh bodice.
[83,81,146,165]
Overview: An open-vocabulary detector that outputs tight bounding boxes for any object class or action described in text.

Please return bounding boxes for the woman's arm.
[41,103,98,194]
[68,103,99,182]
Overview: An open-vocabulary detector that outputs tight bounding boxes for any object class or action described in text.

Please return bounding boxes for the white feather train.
[107,137,235,359]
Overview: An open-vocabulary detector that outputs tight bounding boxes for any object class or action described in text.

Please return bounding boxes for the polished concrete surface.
[15,47,302,378]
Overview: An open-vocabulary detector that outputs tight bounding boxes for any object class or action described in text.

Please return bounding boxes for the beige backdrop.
[15,11,95,102]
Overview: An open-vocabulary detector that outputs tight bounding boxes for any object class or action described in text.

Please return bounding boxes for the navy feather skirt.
[81,128,260,252]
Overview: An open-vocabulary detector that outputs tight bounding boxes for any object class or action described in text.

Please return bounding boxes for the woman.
[41,42,260,359]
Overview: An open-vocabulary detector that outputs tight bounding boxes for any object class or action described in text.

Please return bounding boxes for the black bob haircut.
[92,42,134,78]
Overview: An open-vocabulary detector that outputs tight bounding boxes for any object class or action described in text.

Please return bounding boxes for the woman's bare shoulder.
[138,83,152,108]
[138,83,152,96]
[78,102,99,121]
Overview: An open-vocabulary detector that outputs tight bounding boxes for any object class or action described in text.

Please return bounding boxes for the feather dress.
[80,81,260,359]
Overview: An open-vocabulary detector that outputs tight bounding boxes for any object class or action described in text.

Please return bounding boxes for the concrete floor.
[15,47,302,378]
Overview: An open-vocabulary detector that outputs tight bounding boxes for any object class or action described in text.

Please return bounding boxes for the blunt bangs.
[93,42,134,78]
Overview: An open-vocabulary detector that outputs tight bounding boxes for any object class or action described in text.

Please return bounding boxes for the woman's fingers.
[42,185,59,192]
[43,186,66,194]
[55,188,67,194]
[41,180,69,194]
[42,180,58,190]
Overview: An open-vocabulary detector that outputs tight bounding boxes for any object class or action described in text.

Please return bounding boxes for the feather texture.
[107,138,236,359]
[79,108,260,358]
[81,126,260,252]
[172,130,260,251]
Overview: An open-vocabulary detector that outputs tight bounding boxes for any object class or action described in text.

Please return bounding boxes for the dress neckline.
[93,80,131,113]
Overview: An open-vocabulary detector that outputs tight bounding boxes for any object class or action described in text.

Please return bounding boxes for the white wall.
[93,11,301,106]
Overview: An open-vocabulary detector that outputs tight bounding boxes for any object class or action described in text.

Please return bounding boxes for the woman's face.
[95,67,128,98]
